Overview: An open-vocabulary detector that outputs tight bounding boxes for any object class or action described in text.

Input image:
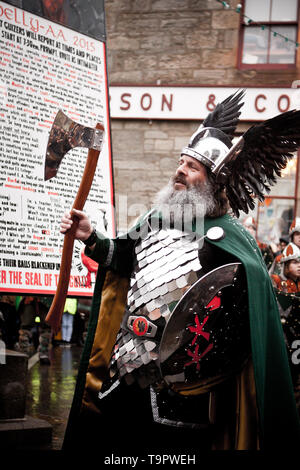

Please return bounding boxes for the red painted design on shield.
[188,314,210,345]
[184,312,214,370]
[184,343,213,370]
[206,295,221,311]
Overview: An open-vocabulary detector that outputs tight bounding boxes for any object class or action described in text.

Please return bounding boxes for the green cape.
[202,214,300,448]
[64,212,300,450]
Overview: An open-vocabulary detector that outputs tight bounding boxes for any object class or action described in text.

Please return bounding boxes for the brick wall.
[112,119,197,231]
[104,0,300,229]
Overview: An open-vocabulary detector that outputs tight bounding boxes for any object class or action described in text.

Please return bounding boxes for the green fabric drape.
[64,212,300,450]
[202,214,300,449]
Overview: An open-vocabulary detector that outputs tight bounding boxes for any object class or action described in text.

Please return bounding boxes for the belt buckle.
[127,315,158,338]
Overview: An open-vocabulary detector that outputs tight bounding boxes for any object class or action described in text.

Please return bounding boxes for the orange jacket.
[271,274,300,293]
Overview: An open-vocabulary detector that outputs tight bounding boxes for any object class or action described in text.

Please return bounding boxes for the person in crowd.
[289,217,300,249]
[74,297,92,346]
[271,242,300,415]
[270,217,300,275]
[61,298,77,345]
[52,91,300,451]
[70,300,88,347]
[271,243,300,293]
[18,296,51,364]
[274,237,289,257]
[242,216,274,270]
[0,295,20,350]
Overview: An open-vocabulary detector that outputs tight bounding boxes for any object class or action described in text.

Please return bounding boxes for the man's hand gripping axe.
[44,110,104,333]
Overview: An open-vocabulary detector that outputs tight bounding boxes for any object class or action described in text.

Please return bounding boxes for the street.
[26,344,83,450]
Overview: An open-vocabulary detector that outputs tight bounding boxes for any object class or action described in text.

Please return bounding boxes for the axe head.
[44,110,104,181]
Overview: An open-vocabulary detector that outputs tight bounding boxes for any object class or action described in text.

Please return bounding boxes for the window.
[238,0,299,68]
[238,152,300,245]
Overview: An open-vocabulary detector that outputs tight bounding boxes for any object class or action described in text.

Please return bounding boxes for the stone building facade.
[104,0,300,240]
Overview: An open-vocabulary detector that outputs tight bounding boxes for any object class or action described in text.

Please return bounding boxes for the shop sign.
[109,86,300,121]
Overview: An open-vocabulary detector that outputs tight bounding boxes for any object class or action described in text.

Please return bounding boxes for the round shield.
[159,262,250,392]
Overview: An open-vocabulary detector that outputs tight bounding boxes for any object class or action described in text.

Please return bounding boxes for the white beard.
[153,178,216,231]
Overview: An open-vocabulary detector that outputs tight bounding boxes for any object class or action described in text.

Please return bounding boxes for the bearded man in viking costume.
[60,91,300,451]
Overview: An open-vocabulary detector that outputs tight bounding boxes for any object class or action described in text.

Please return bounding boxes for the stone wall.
[104,0,300,230]
[112,119,198,231]
[105,0,300,86]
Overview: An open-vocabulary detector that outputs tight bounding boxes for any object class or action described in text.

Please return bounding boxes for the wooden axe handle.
[46,122,104,334]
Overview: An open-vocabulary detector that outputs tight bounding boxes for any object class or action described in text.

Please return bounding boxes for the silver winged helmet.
[181,90,300,217]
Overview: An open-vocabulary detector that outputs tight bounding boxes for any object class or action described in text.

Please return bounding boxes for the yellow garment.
[63,298,77,315]
[82,271,129,414]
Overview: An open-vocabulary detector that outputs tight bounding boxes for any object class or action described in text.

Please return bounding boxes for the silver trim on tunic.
[102,238,115,267]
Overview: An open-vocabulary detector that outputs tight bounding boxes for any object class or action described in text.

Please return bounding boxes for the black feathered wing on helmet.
[201,89,245,138]
[225,110,300,217]
[182,90,300,218]
[187,89,245,150]
[182,90,245,173]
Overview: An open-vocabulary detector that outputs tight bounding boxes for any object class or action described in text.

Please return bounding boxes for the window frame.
[237,0,300,70]
[255,149,300,242]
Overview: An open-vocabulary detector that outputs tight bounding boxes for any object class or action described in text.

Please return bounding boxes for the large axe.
[44,110,104,333]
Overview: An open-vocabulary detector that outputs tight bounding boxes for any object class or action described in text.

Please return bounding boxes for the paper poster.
[0,1,114,295]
